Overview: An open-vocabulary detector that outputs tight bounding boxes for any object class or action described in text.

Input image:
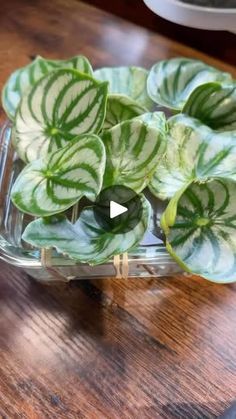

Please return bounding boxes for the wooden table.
[0,1,236,418]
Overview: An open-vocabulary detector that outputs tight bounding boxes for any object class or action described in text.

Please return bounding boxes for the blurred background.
[83,0,236,66]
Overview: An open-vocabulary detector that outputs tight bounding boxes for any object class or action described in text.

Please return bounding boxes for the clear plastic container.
[0,122,182,283]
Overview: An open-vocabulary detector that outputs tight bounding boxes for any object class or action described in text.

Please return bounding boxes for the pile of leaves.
[2,55,236,282]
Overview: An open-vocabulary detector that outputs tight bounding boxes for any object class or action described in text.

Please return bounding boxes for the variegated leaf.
[22,195,151,265]
[2,55,93,120]
[102,117,167,193]
[150,114,236,200]
[183,82,236,131]
[135,111,167,132]
[161,179,236,283]
[11,134,105,216]
[103,94,147,130]
[94,66,153,110]
[147,58,232,111]
[13,68,108,162]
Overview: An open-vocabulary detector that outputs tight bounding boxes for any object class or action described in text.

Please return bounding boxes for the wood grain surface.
[83,0,236,67]
[0,1,236,418]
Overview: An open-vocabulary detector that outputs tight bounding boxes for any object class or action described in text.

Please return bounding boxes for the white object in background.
[143,0,236,32]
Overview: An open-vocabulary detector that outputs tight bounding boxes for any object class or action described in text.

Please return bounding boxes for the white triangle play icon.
[110,201,128,219]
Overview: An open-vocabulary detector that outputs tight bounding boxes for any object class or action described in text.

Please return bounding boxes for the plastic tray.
[0,122,182,283]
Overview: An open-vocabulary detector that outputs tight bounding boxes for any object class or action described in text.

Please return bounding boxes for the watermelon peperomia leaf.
[2,55,93,120]
[150,114,236,200]
[94,66,153,110]
[103,94,147,130]
[135,111,167,132]
[11,134,106,216]
[102,117,167,193]
[22,195,151,265]
[13,68,108,162]
[147,58,232,111]
[183,82,236,131]
[161,179,236,283]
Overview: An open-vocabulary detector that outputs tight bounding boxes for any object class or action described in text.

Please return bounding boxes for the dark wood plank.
[0,1,236,418]
[82,0,236,67]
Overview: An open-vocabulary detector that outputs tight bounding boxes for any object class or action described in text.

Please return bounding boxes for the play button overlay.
[110,201,128,219]
[93,185,143,234]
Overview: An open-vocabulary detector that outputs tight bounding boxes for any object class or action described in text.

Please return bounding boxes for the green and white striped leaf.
[161,179,236,283]
[2,55,93,120]
[13,68,108,162]
[94,66,153,110]
[147,58,232,111]
[11,134,105,216]
[150,114,236,200]
[183,82,236,131]
[22,195,151,265]
[103,94,147,130]
[135,111,167,132]
[102,117,167,193]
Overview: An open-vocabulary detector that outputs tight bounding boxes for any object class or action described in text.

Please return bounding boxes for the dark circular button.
[93,185,143,234]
